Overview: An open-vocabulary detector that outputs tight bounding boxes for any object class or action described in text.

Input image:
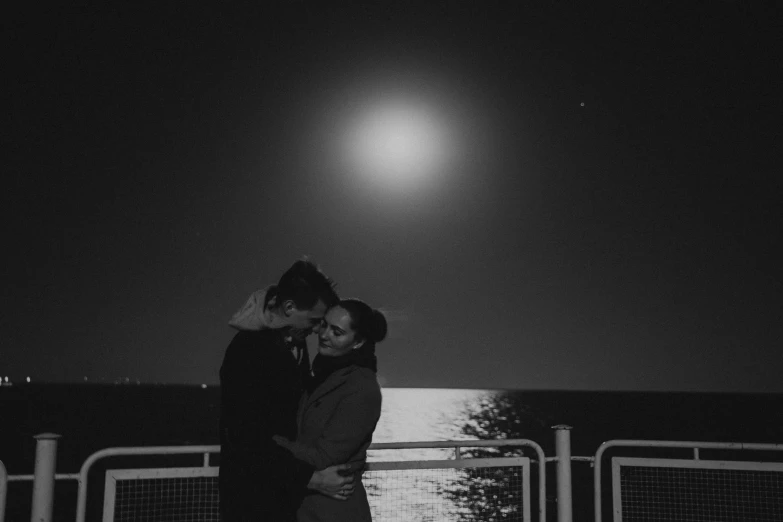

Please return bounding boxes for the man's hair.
[271,259,338,310]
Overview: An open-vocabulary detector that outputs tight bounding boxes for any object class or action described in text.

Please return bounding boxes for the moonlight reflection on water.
[366,388,519,522]
[369,388,494,461]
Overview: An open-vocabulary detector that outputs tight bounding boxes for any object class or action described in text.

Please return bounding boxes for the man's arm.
[272,388,381,470]
[263,445,354,500]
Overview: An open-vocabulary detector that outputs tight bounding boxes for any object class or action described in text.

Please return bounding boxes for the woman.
[274,298,386,522]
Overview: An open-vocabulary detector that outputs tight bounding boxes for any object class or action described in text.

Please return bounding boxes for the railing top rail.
[80,444,220,468]
[595,439,783,457]
[76,438,540,465]
[369,438,541,450]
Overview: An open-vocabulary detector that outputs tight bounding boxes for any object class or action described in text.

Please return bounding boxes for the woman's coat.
[280,364,382,522]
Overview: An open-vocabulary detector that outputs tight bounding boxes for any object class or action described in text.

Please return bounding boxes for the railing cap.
[34,433,62,440]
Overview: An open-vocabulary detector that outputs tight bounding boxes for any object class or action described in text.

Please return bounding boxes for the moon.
[340,98,454,190]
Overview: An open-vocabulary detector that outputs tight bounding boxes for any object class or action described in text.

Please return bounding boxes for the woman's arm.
[274,387,381,470]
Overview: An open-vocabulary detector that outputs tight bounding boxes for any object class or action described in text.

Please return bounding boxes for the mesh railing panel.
[619,465,783,522]
[113,476,219,522]
[104,462,528,522]
[365,465,527,522]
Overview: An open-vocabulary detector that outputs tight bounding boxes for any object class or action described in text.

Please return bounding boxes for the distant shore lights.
[0,376,29,386]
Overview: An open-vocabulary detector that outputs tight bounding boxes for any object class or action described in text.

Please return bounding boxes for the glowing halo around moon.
[338,98,456,191]
[296,64,481,202]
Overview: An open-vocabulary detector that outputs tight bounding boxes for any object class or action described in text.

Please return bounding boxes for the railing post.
[30,433,60,522]
[1,459,8,522]
[553,425,573,522]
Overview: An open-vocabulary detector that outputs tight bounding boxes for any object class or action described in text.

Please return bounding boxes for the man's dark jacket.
[219,329,314,521]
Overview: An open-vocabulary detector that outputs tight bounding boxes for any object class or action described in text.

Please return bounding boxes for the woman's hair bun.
[369,309,388,343]
[340,298,388,344]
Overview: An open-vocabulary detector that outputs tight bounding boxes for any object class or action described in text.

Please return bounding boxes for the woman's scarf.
[308,343,377,393]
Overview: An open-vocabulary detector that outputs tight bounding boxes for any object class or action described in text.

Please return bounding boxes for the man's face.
[285,299,328,341]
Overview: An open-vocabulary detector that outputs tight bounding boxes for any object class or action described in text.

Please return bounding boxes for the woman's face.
[318,306,363,357]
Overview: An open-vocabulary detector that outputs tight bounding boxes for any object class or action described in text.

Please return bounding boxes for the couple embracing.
[219,259,387,521]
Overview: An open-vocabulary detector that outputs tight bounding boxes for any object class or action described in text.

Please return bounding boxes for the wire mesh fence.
[106,468,219,522]
[613,457,783,522]
[101,457,531,522]
[365,458,530,522]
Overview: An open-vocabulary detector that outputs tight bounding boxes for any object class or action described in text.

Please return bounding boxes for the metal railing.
[593,439,783,522]
[78,439,544,522]
[75,444,220,522]
[0,434,81,522]
[369,438,546,522]
[102,465,220,522]
[5,431,783,522]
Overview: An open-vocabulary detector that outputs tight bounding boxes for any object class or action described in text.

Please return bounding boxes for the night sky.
[4,2,781,392]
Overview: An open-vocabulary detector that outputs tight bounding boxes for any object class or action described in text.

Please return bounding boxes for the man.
[219,260,353,521]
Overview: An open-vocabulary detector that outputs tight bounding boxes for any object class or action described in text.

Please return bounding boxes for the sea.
[2,384,783,521]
